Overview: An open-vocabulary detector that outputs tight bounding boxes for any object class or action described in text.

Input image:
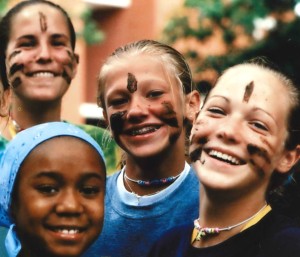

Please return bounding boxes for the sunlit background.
[2,0,300,126]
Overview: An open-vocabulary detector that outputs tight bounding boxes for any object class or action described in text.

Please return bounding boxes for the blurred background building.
[2,0,300,125]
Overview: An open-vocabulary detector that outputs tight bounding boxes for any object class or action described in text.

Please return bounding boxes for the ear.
[185,90,201,123]
[276,145,300,174]
[0,88,11,117]
[71,53,79,79]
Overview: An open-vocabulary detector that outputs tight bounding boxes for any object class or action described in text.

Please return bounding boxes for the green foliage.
[163,0,300,89]
[0,0,8,17]
[80,8,105,45]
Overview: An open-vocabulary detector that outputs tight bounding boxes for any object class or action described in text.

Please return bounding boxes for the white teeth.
[33,72,54,78]
[58,229,79,234]
[131,126,158,136]
[209,150,240,165]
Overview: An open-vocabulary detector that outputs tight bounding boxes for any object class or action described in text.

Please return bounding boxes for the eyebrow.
[207,95,230,102]
[33,171,104,181]
[208,95,277,125]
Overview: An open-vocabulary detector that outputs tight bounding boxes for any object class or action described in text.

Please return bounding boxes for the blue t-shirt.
[84,163,199,257]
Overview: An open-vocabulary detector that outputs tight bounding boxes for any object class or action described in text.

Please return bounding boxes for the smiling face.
[190,64,294,198]
[5,3,77,103]
[103,54,186,160]
[12,137,105,257]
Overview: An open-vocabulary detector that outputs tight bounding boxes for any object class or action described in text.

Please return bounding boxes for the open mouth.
[128,125,161,136]
[207,149,246,165]
[27,71,56,78]
[48,226,84,235]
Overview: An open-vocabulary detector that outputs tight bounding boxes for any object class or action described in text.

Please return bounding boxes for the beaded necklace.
[124,171,182,186]
[123,174,164,205]
[193,203,268,241]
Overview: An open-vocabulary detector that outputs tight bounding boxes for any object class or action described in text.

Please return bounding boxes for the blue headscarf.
[0,122,106,257]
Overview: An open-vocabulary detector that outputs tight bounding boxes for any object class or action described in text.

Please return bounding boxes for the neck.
[124,133,186,196]
[196,188,267,247]
[11,98,62,130]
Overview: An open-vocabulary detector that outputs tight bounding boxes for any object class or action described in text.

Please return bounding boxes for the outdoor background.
[1,0,300,126]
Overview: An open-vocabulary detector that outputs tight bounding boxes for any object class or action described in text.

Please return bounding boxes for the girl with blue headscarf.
[0,122,106,257]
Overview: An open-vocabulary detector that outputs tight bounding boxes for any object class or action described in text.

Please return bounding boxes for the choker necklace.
[123,173,164,205]
[124,172,182,186]
[194,203,268,241]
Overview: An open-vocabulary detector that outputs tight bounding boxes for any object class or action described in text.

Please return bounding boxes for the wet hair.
[0,0,76,91]
[97,39,194,110]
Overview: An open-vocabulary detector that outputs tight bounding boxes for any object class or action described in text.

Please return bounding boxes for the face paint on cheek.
[39,12,47,32]
[127,73,137,93]
[9,63,24,77]
[7,50,21,62]
[160,101,179,128]
[243,81,254,103]
[11,77,22,88]
[61,50,75,84]
[110,111,127,136]
[247,143,271,176]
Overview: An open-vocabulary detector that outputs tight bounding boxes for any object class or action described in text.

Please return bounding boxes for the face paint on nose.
[243,81,254,103]
[110,110,127,136]
[160,101,179,128]
[39,12,47,32]
[127,73,137,93]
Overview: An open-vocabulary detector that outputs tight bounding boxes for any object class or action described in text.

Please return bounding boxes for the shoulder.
[261,212,300,257]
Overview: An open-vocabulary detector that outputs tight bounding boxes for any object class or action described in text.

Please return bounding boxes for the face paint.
[160,101,179,128]
[127,73,137,93]
[9,63,24,77]
[110,110,127,135]
[11,77,22,88]
[7,50,21,62]
[39,12,47,32]
[190,148,202,163]
[243,81,254,103]
[247,143,271,177]
[61,50,76,84]
[247,144,271,164]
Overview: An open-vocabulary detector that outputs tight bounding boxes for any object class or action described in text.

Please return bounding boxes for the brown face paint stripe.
[8,50,21,62]
[247,143,271,164]
[11,77,22,88]
[39,12,47,32]
[190,148,202,163]
[9,63,24,76]
[161,101,179,128]
[110,111,127,134]
[127,73,137,93]
[243,81,254,103]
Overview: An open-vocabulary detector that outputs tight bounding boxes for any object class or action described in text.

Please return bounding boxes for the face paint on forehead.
[39,12,47,32]
[110,110,127,135]
[243,81,254,103]
[127,73,137,93]
[160,101,179,128]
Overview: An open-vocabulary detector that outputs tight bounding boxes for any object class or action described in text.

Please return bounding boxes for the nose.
[36,42,52,63]
[55,189,83,215]
[126,96,148,122]
[216,116,242,144]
